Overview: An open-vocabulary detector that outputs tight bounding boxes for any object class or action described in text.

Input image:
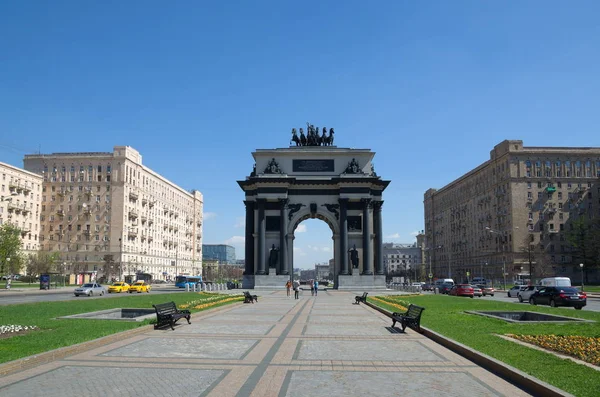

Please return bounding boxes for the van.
[434,278,454,287]
[471,277,486,285]
[539,277,571,287]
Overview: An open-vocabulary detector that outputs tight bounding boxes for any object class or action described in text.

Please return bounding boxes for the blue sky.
[1,2,600,269]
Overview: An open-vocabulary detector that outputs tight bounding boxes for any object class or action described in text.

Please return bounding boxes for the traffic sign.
[428,273,433,279]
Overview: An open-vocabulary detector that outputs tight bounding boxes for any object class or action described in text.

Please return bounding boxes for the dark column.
[256,199,266,275]
[243,200,255,275]
[362,198,373,275]
[374,201,384,275]
[279,199,289,275]
[339,198,349,275]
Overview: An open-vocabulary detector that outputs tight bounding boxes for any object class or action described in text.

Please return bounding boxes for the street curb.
[364,300,574,397]
[0,300,243,377]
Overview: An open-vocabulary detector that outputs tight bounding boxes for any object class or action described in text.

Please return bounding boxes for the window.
[527,182,531,189]
[537,182,542,188]
[567,183,572,189]
[527,192,532,199]
[537,192,542,199]
[558,192,562,200]
[97,165,102,172]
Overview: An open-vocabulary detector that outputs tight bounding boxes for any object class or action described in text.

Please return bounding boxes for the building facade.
[23,146,203,281]
[0,162,43,255]
[424,140,600,285]
[383,242,422,280]
[202,244,236,264]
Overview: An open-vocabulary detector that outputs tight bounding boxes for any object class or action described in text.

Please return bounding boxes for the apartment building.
[424,140,600,284]
[383,242,422,278]
[0,162,43,254]
[23,146,203,281]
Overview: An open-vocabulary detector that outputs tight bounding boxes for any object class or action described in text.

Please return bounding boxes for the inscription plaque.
[293,159,334,172]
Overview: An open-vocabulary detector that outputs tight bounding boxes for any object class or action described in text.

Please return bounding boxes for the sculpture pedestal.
[337,274,386,290]
[242,274,255,289]
[253,273,290,290]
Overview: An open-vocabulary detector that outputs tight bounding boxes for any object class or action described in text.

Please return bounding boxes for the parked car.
[448,284,474,298]
[477,284,495,296]
[439,283,454,294]
[128,281,151,293]
[529,287,586,310]
[507,285,527,298]
[471,285,483,297]
[107,282,130,293]
[422,283,434,291]
[518,285,542,303]
[74,283,106,297]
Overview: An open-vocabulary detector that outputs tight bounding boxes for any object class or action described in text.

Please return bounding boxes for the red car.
[449,284,474,298]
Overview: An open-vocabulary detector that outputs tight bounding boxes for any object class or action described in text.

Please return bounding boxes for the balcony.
[141,215,147,223]
[128,228,138,237]
[163,206,169,214]
[169,209,174,216]
[148,201,155,208]
[197,221,202,228]
[148,236,153,242]
[22,206,30,215]
[185,229,191,236]
[148,218,154,226]
[56,209,65,217]
[163,224,168,230]
[22,184,31,194]
[83,208,92,216]
[8,181,19,192]
[141,198,148,206]
[141,233,147,241]
[173,226,179,232]
[20,227,30,236]
[128,209,138,219]
[83,230,91,235]
[168,224,173,231]
[129,191,138,201]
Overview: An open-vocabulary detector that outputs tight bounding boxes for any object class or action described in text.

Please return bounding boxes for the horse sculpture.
[290,128,300,146]
[324,128,334,146]
[299,128,307,146]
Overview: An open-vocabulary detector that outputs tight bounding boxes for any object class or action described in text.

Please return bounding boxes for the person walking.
[310,279,315,296]
[285,280,292,297]
[293,279,300,300]
[313,280,318,296]
[6,277,12,290]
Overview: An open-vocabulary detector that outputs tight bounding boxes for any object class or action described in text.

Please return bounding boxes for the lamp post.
[485,227,507,290]
[62,262,66,287]
[119,237,123,282]
[580,263,584,291]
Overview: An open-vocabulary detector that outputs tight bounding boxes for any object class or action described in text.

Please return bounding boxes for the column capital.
[279,198,289,207]
[373,200,384,210]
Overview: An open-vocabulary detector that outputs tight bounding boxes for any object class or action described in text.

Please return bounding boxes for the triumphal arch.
[237,125,390,289]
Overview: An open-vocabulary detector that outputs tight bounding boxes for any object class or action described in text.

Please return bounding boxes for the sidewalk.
[0,290,541,397]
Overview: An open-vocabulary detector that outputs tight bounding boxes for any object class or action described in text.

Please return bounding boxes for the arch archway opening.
[291,218,335,290]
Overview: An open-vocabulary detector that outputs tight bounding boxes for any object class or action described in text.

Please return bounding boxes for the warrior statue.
[299,128,306,146]
[321,127,327,146]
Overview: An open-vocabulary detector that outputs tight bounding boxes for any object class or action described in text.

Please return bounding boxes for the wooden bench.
[244,291,258,304]
[391,304,425,332]
[153,301,191,330]
[355,292,368,304]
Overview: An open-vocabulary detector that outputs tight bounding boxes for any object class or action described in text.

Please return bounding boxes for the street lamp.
[485,227,507,290]
[580,263,584,291]
[62,262,66,287]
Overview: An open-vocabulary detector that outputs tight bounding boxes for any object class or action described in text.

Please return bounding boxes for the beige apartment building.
[0,162,43,256]
[23,146,203,281]
[424,140,600,285]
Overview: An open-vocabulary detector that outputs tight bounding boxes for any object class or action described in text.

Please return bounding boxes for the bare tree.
[519,233,553,282]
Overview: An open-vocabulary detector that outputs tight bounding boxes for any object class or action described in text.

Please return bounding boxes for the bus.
[175,275,202,288]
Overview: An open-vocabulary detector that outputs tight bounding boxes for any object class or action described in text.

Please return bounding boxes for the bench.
[391,304,425,332]
[355,292,368,304]
[244,291,258,304]
[153,301,191,330]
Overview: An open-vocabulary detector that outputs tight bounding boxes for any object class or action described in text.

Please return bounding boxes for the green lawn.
[0,292,242,364]
[582,285,600,293]
[371,294,600,397]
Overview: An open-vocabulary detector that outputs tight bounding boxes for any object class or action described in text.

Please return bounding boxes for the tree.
[566,217,600,283]
[103,255,117,281]
[519,233,553,283]
[0,223,24,275]
[27,252,60,276]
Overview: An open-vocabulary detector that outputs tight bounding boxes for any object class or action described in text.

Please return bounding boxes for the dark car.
[439,283,454,294]
[422,283,434,291]
[529,287,587,310]
[449,284,474,298]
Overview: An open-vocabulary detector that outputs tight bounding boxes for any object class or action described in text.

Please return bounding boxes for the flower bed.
[507,334,600,367]
[370,296,409,312]
[0,325,38,338]
[179,293,244,310]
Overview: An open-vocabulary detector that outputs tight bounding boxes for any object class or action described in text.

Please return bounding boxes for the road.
[483,290,600,312]
[0,285,188,305]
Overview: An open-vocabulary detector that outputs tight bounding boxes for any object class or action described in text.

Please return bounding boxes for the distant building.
[315,263,330,280]
[300,269,315,280]
[383,242,422,279]
[202,244,236,264]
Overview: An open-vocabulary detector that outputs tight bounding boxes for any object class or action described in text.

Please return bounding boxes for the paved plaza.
[0,290,532,397]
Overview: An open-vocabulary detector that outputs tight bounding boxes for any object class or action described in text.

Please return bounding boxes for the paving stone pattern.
[0,291,533,397]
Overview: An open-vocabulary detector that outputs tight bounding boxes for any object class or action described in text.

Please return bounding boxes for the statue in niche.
[269,244,279,268]
[349,244,359,269]
[370,163,377,177]
[264,158,283,174]
[344,158,362,174]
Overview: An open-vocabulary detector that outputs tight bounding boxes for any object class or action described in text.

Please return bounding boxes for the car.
[449,284,474,298]
[477,284,495,296]
[422,283,434,291]
[507,285,527,298]
[107,282,130,293]
[529,286,586,309]
[74,283,106,297]
[518,285,542,303]
[470,285,483,297]
[128,281,151,293]
[439,283,454,294]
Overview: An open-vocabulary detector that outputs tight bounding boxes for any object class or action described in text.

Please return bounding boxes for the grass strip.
[371,294,600,397]
[0,292,242,364]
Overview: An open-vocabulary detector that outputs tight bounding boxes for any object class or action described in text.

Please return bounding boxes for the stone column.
[374,201,384,275]
[339,198,349,275]
[279,199,289,275]
[243,200,255,275]
[256,199,266,275]
[362,198,373,275]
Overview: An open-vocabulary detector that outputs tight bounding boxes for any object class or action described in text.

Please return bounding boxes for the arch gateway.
[238,128,390,290]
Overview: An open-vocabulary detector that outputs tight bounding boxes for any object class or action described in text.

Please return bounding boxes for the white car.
[518,285,542,302]
[507,285,527,298]
[74,283,106,297]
